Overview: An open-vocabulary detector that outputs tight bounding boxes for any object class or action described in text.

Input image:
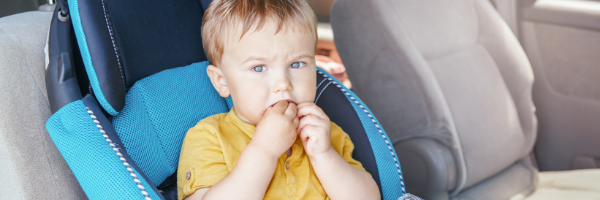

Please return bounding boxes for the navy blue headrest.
[68,0,213,115]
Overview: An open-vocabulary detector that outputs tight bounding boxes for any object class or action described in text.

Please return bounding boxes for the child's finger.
[297,104,328,119]
[270,100,288,114]
[296,102,313,109]
[299,125,321,147]
[297,115,325,133]
[299,130,309,148]
[284,102,297,119]
[299,125,314,142]
[292,116,299,128]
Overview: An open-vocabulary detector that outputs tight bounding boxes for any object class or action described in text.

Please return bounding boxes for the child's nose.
[272,74,293,93]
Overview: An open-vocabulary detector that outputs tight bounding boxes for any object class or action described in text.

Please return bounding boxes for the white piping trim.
[100,0,126,90]
[86,107,152,200]
[314,81,333,104]
[316,77,328,90]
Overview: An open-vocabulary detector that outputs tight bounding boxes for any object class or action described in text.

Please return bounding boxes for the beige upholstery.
[0,11,86,199]
[519,169,600,200]
[331,0,599,199]
[522,0,600,32]
[489,0,519,36]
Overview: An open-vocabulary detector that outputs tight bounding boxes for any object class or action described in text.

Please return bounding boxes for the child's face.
[208,21,317,125]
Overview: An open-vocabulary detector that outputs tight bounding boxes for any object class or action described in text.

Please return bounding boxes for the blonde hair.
[201,0,318,66]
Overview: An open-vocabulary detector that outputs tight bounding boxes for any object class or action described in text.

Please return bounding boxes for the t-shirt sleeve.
[177,122,228,200]
[330,122,369,175]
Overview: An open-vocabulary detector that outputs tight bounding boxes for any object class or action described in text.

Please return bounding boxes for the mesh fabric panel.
[225,96,233,110]
[317,68,406,200]
[46,100,161,199]
[112,61,229,186]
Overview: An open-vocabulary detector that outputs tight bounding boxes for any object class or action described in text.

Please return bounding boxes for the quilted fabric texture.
[46,99,161,200]
[112,61,230,186]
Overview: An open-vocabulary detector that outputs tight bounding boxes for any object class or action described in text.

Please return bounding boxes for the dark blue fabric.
[316,68,406,199]
[315,70,382,196]
[68,0,122,115]
[200,0,213,12]
[71,0,212,114]
[77,0,126,113]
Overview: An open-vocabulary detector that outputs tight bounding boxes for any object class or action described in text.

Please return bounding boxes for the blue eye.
[290,62,304,69]
[252,65,266,72]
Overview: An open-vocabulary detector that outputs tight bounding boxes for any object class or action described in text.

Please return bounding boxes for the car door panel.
[520,0,600,171]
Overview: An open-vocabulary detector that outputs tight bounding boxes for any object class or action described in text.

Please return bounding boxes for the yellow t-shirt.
[177,108,367,200]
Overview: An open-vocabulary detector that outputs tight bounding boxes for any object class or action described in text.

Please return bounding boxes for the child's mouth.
[270,99,296,107]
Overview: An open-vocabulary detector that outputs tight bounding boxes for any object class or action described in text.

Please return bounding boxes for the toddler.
[177,0,380,199]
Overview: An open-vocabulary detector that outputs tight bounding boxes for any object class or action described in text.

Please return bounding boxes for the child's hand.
[252,100,299,159]
[296,102,332,158]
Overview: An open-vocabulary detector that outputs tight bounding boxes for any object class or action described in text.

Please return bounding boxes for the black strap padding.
[77,0,127,112]
[315,73,383,196]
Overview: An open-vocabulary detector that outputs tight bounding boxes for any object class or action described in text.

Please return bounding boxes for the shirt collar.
[225,107,256,138]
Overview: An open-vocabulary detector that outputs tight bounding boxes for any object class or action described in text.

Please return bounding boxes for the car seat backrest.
[331,0,538,198]
[69,0,210,115]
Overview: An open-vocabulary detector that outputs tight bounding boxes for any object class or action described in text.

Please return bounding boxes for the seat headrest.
[68,0,213,115]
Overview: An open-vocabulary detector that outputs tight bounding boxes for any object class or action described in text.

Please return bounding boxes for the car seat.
[0,9,88,199]
[330,0,600,199]
[43,0,408,199]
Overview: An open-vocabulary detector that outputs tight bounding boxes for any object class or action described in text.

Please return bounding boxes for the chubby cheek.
[294,71,317,103]
[230,80,269,124]
[233,97,264,124]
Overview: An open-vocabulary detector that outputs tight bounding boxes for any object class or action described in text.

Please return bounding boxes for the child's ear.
[207,64,230,98]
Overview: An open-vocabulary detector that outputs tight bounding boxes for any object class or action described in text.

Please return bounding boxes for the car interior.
[1,0,599,199]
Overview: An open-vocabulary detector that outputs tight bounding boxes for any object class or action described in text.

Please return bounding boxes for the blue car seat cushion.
[67,0,212,115]
[112,61,231,186]
[316,68,406,199]
[46,94,162,200]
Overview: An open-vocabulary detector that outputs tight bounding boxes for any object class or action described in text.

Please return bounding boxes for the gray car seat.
[0,9,87,199]
[330,0,600,199]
